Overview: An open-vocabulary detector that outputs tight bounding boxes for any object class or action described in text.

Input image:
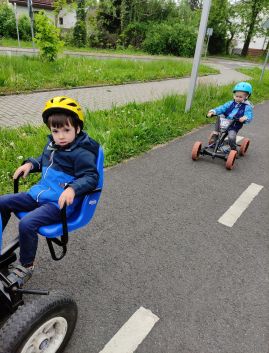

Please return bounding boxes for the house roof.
[9,0,54,10]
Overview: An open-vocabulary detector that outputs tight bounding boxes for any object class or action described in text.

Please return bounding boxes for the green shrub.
[73,19,87,47]
[34,11,64,62]
[120,22,148,48]
[18,15,31,41]
[208,33,226,55]
[142,22,197,57]
[0,4,16,38]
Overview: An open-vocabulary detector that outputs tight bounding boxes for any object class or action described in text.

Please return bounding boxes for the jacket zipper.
[44,150,55,179]
[36,150,55,202]
[36,187,50,202]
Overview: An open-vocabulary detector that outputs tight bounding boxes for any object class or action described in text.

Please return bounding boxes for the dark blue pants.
[0,193,61,265]
[215,117,242,150]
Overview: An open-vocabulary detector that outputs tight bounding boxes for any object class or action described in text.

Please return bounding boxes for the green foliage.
[0,4,16,38]
[18,15,31,41]
[231,0,269,56]
[142,22,197,57]
[73,20,87,47]
[95,0,181,49]
[120,22,148,48]
[0,55,217,94]
[208,0,228,55]
[73,0,87,47]
[34,11,64,62]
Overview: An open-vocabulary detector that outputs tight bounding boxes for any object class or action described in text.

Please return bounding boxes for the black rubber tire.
[192,141,202,160]
[0,290,77,353]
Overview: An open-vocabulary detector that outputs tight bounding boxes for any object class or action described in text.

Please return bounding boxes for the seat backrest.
[0,214,2,254]
[35,145,104,238]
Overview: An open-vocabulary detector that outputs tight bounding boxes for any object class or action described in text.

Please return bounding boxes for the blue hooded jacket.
[25,131,99,214]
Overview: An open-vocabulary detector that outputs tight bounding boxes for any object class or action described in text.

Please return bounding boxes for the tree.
[0,3,17,38]
[207,0,229,55]
[34,11,64,61]
[188,0,201,11]
[73,0,87,46]
[235,0,269,56]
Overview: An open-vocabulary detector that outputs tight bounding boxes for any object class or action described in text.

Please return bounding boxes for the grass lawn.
[0,54,217,94]
[0,66,268,194]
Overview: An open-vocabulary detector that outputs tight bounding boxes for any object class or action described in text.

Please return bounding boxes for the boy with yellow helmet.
[0,96,99,286]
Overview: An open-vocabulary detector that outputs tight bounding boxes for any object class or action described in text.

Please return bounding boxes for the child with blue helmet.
[207,82,254,150]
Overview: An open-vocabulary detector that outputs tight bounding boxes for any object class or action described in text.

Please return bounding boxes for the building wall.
[235,35,268,50]
[10,3,76,29]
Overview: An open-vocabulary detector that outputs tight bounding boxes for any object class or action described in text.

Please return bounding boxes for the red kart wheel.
[192,141,202,160]
[239,138,250,156]
[226,150,237,170]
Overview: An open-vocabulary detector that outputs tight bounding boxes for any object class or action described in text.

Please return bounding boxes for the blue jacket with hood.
[25,131,99,215]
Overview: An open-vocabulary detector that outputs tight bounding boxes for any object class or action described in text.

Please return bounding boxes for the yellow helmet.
[42,96,84,126]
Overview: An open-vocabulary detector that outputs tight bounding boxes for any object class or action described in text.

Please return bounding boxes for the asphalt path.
[3,101,269,353]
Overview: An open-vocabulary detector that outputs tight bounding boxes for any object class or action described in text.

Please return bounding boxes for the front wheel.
[226,150,237,170]
[192,141,202,160]
[0,291,77,353]
[239,138,250,156]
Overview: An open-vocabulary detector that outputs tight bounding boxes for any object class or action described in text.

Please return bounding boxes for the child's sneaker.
[7,263,34,287]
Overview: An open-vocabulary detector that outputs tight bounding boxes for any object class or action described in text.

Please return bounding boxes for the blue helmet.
[233,82,252,96]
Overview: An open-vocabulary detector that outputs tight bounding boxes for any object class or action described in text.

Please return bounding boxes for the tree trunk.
[241,32,252,56]
[241,0,260,56]
[225,33,234,55]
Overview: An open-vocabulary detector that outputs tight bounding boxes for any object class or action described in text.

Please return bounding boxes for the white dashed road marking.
[99,307,159,353]
[218,183,263,227]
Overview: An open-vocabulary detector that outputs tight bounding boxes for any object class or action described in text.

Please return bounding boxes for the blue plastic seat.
[14,146,104,260]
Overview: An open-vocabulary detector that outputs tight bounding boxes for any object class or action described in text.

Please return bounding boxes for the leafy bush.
[18,15,31,41]
[142,22,197,57]
[208,33,226,55]
[73,20,86,47]
[120,22,148,48]
[60,28,73,45]
[34,11,63,62]
[0,4,16,38]
[89,28,119,49]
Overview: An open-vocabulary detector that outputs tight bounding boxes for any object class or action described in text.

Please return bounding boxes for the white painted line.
[99,307,159,353]
[218,183,263,227]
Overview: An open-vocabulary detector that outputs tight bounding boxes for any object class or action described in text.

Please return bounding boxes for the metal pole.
[27,0,35,49]
[185,0,212,112]
[204,34,210,59]
[259,45,269,82]
[14,3,21,48]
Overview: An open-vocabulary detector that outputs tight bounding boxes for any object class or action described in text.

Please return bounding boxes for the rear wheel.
[192,141,202,160]
[0,290,77,353]
[239,138,250,156]
[226,150,237,170]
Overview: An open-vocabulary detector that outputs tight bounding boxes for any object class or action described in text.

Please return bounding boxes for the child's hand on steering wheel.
[207,111,214,118]
[58,187,75,209]
[239,116,247,123]
[13,162,33,180]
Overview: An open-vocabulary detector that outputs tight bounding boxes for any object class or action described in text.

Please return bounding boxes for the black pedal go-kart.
[191,115,250,170]
[0,147,104,353]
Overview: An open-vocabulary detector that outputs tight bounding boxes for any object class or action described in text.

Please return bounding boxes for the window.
[59,17,63,25]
